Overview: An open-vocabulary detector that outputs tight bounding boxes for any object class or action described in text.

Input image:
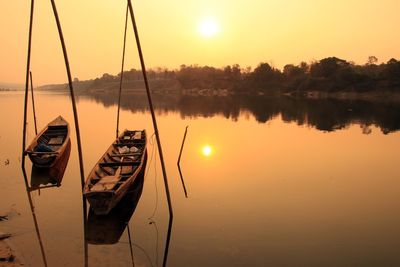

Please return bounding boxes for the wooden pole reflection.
[177,126,189,198]
[127,224,135,267]
[83,198,89,267]
[162,216,173,267]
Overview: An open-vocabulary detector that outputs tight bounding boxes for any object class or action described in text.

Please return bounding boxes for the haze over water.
[0,91,399,266]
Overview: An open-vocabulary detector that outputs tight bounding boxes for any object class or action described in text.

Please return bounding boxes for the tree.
[367,56,378,65]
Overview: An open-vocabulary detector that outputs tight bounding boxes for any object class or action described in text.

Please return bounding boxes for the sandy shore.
[0,232,23,266]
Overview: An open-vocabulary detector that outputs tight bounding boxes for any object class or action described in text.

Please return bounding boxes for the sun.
[198,18,220,38]
[202,145,213,157]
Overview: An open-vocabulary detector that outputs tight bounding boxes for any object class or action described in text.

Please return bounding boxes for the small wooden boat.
[25,116,70,168]
[30,139,71,189]
[84,130,147,215]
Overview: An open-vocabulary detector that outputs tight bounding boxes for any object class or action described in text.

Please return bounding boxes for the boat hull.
[30,139,71,188]
[84,130,147,215]
[25,116,70,168]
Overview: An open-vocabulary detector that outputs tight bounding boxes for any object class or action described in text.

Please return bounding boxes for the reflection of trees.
[78,93,400,134]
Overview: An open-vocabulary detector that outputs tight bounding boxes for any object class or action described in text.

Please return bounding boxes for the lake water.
[0,91,400,267]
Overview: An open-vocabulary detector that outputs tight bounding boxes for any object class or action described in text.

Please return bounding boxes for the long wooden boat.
[84,130,147,215]
[25,116,70,168]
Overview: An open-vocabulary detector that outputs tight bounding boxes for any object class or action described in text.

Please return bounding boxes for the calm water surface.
[0,91,399,266]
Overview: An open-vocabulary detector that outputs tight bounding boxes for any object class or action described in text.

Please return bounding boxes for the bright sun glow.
[202,145,213,157]
[198,18,220,38]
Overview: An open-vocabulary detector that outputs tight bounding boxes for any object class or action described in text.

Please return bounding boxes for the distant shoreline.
[34,84,400,104]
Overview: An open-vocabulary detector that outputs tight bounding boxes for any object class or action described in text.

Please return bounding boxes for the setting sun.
[198,18,220,38]
[202,145,213,157]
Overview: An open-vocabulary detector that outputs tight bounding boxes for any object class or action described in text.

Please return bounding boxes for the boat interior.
[35,125,68,152]
[88,130,146,192]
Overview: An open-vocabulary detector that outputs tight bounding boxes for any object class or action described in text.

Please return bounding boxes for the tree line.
[86,56,400,94]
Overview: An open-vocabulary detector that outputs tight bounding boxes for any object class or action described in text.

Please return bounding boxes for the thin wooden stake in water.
[116,4,129,138]
[127,0,173,218]
[29,71,38,135]
[177,126,189,198]
[49,0,85,189]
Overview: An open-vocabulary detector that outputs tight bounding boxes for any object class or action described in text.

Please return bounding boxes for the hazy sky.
[1,0,400,85]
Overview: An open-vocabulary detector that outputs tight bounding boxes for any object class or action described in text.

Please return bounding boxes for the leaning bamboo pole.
[49,2,88,266]
[21,2,48,266]
[29,71,38,135]
[116,4,129,139]
[127,0,173,218]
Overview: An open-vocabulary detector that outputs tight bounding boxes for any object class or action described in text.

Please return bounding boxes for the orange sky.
[1,0,400,85]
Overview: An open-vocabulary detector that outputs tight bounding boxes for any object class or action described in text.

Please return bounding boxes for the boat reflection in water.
[29,139,71,190]
[86,175,144,245]
[86,153,147,245]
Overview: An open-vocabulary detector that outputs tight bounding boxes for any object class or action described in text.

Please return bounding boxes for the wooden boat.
[86,167,145,244]
[25,116,70,168]
[84,130,147,215]
[30,139,71,189]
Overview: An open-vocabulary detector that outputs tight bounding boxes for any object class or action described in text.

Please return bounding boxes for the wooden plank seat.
[37,136,49,144]
[109,153,141,157]
[99,161,140,167]
[99,166,113,176]
[26,151,59,155]
[45,132,67,137]
[113,143,145,148]
[91,178,123,191]
[48,136,64,145]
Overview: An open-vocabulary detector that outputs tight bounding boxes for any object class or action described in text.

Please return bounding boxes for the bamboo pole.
[116,4,129,138]
[21,0,34,171]
[127,0,173,217]
[21,2,48,266]
[30,71,38,135]
[49,2,88,266]
[49,0,85,189]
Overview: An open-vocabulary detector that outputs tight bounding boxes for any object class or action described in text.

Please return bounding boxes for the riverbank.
[0,232,23,266]
[283,90,400,103]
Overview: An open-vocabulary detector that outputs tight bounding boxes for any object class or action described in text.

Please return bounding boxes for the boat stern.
[84,191,117,215]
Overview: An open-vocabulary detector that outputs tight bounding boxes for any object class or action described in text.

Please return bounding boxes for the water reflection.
[5,91,398,266]
[79,93,400,134]
[86,175,144,245]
